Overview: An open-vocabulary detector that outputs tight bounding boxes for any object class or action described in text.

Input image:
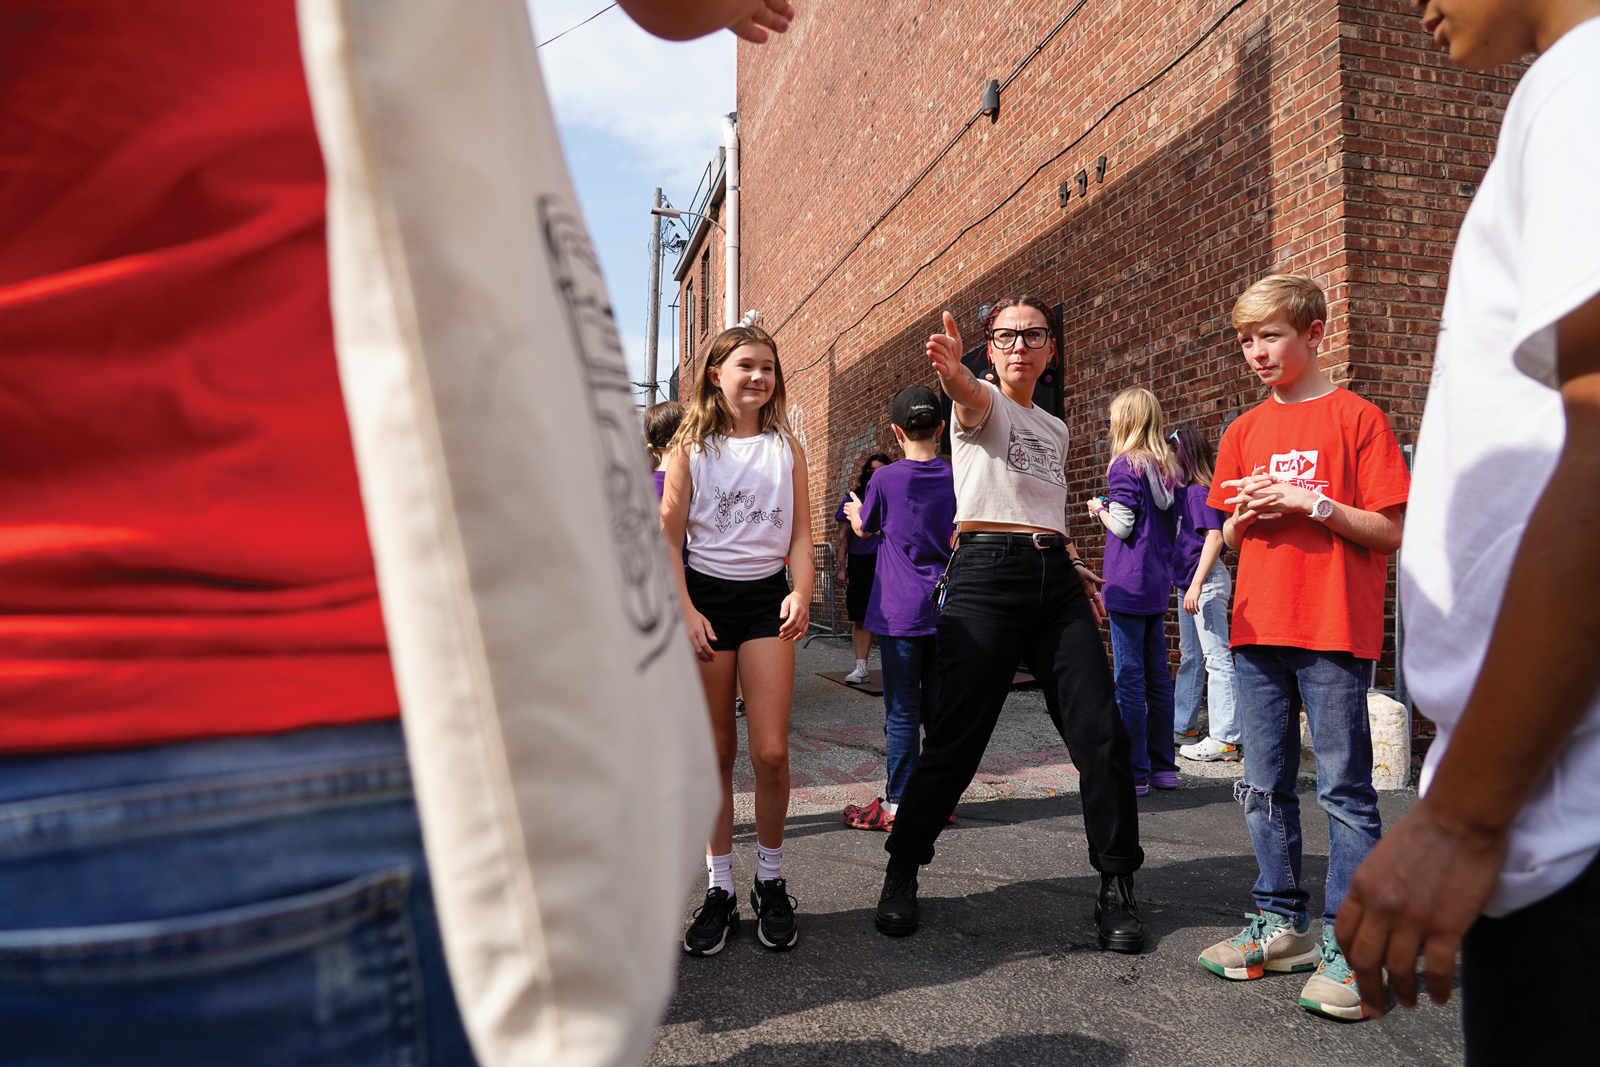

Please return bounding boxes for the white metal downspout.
[721,112,738,330]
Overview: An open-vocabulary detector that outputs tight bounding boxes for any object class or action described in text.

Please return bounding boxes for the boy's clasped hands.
[1223,464,1321,526]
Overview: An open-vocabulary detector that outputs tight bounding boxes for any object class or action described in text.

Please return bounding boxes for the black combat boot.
[1095,872,1147,954]
[874,855,920,937]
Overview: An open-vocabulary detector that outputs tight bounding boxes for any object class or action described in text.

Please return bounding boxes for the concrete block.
[1369,691,1411,790]
[1298,692,1411,790]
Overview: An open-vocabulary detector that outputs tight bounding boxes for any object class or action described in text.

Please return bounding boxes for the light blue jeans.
[1174,561,1239,744]
[0,720,476,1066]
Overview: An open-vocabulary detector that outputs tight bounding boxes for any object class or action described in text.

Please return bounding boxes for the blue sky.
[526,0,737,401]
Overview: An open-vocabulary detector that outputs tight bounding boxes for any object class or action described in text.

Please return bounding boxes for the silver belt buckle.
[1031,532,1053,550]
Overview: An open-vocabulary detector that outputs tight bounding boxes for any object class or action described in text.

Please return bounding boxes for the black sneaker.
[750,878,798,950]
[875,856,920,937]
[1095,872,1147,954]
[683,887,738,956]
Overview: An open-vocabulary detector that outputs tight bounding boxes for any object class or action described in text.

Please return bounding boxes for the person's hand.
[927,311,965,380]
[1074,561,1107,624]
[1183,583,1202,615]
[1250,479,1318,518]
[728,0,794,42]
[842,492,863,528]
[1087,498,1106,519]
[835,565,847,585]
[1222,465,1281,527]
[619,0,793,43]
[777,591,810,641]
[684,608,718,662]
[1336,797,1507,1017]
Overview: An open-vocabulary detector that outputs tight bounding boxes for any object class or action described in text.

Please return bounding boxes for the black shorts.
[685,566,790,652]
[844,550,877,623]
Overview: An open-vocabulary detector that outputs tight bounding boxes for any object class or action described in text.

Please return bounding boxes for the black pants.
[1462,848,1600,1064]
[885,542,1144,875]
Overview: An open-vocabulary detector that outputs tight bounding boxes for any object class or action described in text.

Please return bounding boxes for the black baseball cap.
[891,385,941,431]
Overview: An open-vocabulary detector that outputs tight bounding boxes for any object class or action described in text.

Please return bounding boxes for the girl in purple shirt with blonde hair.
[1089,387,1180,795]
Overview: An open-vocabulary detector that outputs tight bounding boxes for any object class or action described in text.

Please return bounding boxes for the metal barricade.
[800,541,845,646]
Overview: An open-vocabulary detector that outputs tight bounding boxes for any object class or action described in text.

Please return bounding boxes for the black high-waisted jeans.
[885,540,1144,875]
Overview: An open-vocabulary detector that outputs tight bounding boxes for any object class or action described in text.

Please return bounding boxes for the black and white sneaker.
[750,878,798,950]
[683,887,738,956]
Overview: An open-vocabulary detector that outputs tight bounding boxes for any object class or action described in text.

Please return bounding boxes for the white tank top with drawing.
[686,432,795,580]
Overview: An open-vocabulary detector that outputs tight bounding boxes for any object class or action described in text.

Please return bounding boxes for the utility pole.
[645,187,663,406]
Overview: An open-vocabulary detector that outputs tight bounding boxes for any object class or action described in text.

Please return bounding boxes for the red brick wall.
[679,0,1519,712]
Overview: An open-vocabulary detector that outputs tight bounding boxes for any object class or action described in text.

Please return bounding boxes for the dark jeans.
[879,634,937,804]
[1233,645,1381,924]
[0,721,476,1066]
[1462,849,1600,1064]
[1107,610,1177,782]
[886,541,1144,875]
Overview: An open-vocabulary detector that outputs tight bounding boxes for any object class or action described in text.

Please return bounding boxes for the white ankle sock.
[707,853,733,895]
[755,843,783,883]
[855,658,868,672]
[883,800,899,816]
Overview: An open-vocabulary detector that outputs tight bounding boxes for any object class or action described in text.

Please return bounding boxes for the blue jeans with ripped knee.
[1233,646,1381,925]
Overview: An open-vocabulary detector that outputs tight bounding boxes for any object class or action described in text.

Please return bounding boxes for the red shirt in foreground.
[0,0,399,750]
[1208,387,1410,660]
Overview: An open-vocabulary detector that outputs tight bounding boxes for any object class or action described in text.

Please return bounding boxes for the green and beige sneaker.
[1199,910,1320,980]
[1299,926,1368,1021]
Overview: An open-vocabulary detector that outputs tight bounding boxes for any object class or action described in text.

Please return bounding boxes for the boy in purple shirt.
[841,386,958,831]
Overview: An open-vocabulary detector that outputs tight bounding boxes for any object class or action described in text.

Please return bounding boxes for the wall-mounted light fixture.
[1096,156,1108,183]
[1075,170,1089,198]
[651,206,725,233]
[980,79,1000,123]
[1058,181,1070,208]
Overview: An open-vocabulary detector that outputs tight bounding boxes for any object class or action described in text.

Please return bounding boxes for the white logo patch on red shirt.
[1269,449,1329,492]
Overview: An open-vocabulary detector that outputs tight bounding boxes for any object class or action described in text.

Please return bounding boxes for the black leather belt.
[956,531,1067,550]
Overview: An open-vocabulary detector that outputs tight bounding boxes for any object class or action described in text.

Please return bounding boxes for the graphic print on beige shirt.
[951,380,1072,535]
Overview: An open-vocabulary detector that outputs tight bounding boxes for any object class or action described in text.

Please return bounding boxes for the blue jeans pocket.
[0,867,426,1067]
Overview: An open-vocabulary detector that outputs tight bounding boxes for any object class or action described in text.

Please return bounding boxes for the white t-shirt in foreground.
[1401,16,1600,916]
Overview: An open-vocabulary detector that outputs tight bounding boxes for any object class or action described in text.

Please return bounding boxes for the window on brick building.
[699,251,710,335]
[684,283,695,365]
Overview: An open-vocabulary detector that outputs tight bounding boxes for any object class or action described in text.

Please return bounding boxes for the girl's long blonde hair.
[1107,387,1180,483]
[671,325,795,455]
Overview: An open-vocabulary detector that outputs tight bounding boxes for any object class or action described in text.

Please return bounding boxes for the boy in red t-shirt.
[1196,275,1410,1021]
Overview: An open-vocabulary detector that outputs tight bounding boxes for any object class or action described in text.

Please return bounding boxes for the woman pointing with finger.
[872,297,1148,953]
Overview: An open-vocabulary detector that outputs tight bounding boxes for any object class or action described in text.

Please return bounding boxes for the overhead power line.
[537,2,617,48]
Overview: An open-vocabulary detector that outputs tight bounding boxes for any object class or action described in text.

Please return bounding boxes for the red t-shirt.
[0,1,399,750]
[1208,388,1410,659]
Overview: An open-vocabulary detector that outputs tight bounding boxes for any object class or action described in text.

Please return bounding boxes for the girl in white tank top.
[659,324,813,955]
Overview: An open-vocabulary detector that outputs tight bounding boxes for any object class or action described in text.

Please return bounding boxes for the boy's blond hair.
[1231,274,1327,332]
[1107,387,1180,483]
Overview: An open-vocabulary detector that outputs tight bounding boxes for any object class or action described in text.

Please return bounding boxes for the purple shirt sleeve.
[861,475,888,536]
[1106,455,1144,519]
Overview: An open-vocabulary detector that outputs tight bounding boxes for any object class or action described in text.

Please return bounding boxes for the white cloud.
[527,0,735,190]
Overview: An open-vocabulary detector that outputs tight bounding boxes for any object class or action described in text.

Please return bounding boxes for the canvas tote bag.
[296,1,719,1063]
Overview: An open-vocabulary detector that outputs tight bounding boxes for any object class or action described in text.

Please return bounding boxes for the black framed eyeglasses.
[986,327,1051,350]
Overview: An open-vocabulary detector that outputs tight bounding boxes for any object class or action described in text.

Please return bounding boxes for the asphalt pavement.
[648,639,1464,1067]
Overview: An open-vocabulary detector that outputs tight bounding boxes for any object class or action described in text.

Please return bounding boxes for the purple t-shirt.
[1101,455,1179,616]
[1173,482,1228,587]
[836,494,883,554]
[652,469,666,499]
[858,458,957,637]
